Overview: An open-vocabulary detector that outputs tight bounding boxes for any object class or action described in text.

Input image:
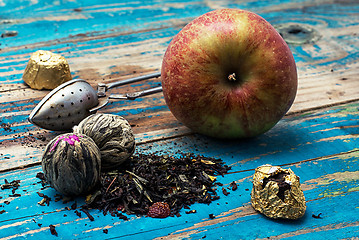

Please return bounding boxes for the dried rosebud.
[42,133,101,196]
[74,113,135,171]
[147,202,171,218]
[251,164,306,219]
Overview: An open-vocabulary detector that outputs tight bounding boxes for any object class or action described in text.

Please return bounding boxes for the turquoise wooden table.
[0,0,358,239]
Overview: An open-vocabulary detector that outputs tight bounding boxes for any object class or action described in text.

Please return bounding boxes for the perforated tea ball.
[42,133,101,196]
[73,113,135,170]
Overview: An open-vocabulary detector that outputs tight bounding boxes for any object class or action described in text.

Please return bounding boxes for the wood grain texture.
[0,124,358,239]
[1,0,359,239]
[1,0,359,170]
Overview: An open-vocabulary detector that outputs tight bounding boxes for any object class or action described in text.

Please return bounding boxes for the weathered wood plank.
[0,143,358,239]
[2,97,359,172]
[0,1,358,155]
[1,0,359,239]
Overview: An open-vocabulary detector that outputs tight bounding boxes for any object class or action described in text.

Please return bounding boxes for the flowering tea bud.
[251,164,306,219]
[73,113,135,170]
[42,133,101,196]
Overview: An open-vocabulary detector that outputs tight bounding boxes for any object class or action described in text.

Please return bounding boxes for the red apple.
[161,9,297,138]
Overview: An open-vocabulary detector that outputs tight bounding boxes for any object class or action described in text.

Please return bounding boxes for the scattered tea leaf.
[81,208,94,221]
[185,210,197,214]
[312,213,322,219]
[49,224,58,236]
[230,181,238,191]
[222,188,230,196]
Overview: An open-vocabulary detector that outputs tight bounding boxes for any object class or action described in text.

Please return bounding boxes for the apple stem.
[228,73,237,81]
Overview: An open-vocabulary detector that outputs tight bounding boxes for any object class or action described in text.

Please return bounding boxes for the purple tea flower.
[50,134,81,152]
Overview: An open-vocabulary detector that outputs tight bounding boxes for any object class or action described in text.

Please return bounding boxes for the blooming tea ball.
[73,113,135,170]
[42,133,101,196]
[251,164,306,219]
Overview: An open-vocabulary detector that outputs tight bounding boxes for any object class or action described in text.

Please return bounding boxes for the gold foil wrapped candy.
[73,113,136,171]
[42,133,101,196]
[23,50,72,90]
[251,164,306,219]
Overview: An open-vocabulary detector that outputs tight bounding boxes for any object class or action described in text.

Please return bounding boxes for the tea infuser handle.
[89,86,163,113]
[109,86,163,100]
[97,72,161,97]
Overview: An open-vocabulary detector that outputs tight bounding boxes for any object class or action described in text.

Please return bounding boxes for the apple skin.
[161,8,297,138]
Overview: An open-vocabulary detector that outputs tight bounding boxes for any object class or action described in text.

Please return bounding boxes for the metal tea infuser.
[28,72,162,131]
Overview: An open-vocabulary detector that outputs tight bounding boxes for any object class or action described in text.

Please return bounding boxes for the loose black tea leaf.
[49,224,58,236]
[185,210,197,214]
[86,153,230,218]
[35,153,231,220]
[36,172,48,188]
[222,188,230,196]
[74,210,81,217]
[36,172,46,181]
[37,192,44,197]
[1,179,20,190]
[37,194,51,206]
[9,194,21,197]
[230,181,238,191]
[312,213,322,219]
[81,208,94,221]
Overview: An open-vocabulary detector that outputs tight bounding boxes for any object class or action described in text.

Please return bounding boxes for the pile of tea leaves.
[84,153,231,218]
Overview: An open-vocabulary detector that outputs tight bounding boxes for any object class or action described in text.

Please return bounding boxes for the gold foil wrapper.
[23,50,72,90]
[251,164,306,219]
